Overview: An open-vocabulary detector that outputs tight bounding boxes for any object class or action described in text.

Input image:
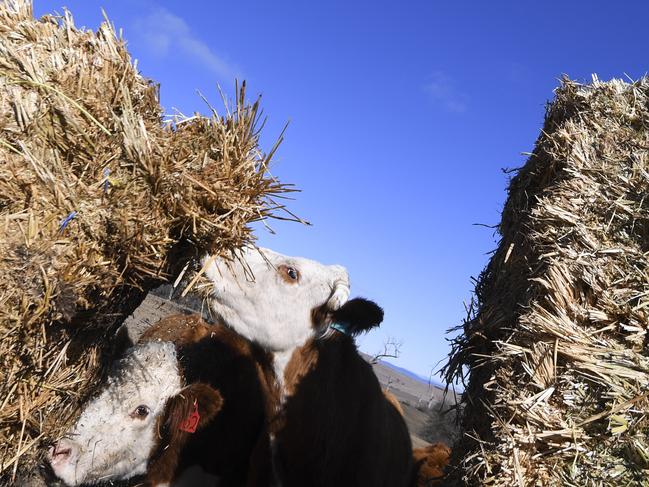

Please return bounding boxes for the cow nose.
[48,439,77,466]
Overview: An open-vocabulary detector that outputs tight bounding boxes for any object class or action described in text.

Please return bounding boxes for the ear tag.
[179,399,200,433]
[330,322,351,336]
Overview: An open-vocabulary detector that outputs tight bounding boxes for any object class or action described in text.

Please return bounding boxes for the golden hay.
[444,76,649,486]
[0,1,294,480]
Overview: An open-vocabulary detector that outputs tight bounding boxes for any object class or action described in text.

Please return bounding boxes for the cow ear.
[165,383,223,435]
[148,384,223,484]
[331,298,384,335]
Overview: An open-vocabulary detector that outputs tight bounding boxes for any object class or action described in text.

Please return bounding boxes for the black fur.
[332,298,384,335]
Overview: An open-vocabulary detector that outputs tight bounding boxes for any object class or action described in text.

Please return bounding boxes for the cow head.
[47,341,222,486]
[205,247,350,352]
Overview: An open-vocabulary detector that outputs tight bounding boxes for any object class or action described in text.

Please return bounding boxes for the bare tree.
[370,336,402,364]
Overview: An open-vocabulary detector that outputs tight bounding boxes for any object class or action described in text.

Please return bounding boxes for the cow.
[47,314,271,487]
[205,247,414,487]
[412,443,451,486]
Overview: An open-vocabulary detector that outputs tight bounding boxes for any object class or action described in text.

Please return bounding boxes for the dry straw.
[0,1,295,480]
[444,75,649,486]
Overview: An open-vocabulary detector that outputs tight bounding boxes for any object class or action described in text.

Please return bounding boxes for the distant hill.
[376,358,447,390]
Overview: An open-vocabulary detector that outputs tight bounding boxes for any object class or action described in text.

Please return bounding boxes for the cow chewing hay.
[205,247,414,487]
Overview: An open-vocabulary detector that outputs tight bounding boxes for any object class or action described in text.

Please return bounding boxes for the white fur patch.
[272,348,295,407]
[50,342,182,486]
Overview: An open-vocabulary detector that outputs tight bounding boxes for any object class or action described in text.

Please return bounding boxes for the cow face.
[205,247,350,352]
[47,342,222,486]
[48,342,181,485]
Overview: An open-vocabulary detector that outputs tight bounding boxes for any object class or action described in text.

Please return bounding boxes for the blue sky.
[35,0,649,379]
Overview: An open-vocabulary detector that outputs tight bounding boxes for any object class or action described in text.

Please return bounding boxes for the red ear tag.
[179,400,200,433]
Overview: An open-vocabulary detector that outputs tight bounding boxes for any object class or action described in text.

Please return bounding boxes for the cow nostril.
[54,447,71,458]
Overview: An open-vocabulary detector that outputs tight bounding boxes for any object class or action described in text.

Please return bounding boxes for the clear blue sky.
[35,0,649,379]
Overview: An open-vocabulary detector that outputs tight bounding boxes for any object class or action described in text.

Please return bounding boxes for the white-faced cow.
[205,247,414,487]
[47,314,271,487]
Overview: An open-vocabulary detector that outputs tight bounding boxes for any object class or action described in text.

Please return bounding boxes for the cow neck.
[271,329,351,404]
[272,348,294,398]
[271,340,309,410]
[267,330,353,435]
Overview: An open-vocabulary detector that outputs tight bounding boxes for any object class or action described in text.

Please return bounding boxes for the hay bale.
[444,76,649,486]
[0,1,292,478]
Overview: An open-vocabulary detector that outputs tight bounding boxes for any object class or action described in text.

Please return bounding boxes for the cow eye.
[131,405,150,419]
[278,265,300,283]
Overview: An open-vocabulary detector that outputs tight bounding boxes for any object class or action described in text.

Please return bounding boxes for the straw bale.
[444,76,649,486]
[0,1,293,479]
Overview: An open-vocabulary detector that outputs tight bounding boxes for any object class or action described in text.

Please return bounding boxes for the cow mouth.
[42,451,71,484]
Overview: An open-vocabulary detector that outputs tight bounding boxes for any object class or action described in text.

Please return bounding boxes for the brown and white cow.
[205,247,414,487]
[47,314,271,487]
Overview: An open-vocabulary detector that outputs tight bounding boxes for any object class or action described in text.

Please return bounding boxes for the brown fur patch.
[140,314,212,346]
[384,390,404,417]
[256,354,281,420]
[310,303,332,330]
[413,443,451,486]
[282,343,319,400]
